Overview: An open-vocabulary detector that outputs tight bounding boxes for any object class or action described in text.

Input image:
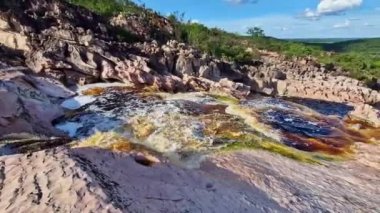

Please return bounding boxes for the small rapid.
[54,84,380,166]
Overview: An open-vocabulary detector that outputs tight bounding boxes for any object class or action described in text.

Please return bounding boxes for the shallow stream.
[54,84,380,166]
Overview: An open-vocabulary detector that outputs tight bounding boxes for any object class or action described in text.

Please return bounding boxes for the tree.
[247,27,265,37]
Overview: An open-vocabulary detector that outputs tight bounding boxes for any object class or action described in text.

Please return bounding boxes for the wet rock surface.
[55,86,379,162]
[209,143,380,212]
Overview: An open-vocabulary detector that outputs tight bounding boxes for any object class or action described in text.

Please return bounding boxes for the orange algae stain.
[344,118,380,142]
[108,138,161,166]
[110,141,134,152]
[201,114,247,140]
[107,138,153,154]
[281,117,380,155]
[130,117,157,140]
[81,86,137,96]
[282,133,350,155]
[81,87,106,96]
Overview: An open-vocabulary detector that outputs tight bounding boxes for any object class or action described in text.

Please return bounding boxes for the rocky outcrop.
[242,52,380,126]
[110,12,174,42]
[0,0,379,130]
[0,68,72,136]
[253,53,380,105]
[0,0,246,98]
[0,46,73,136]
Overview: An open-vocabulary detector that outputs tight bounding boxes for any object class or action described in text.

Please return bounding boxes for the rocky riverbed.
[54,84,380,165]
[1,0,380,212]
[1,83,380,212]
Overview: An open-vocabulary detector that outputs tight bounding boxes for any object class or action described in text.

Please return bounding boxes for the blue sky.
[133,0,380,38]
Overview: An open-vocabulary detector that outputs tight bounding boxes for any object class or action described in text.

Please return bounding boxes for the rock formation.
[0,1,380,212]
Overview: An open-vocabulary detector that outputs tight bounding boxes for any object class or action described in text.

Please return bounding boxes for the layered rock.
[0,46,72,136]
[0,0,246,98]
[0,0,379,130]
[246,52,380,126]
[0,65,73,136]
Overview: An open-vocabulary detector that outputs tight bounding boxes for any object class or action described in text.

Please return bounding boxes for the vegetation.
[67,0,142,16]
[168,15,261,63]
[222,138,345,164]
[318,38,380,55]
[247,27,265,38]
[306,39,380,82]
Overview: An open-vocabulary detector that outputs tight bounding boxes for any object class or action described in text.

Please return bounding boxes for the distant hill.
[289,38,380,55]
[318,38,380,56]
[288,38,358,44]
[289,38,380,83]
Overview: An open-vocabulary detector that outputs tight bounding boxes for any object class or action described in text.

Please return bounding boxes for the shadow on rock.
[68,146,288,212]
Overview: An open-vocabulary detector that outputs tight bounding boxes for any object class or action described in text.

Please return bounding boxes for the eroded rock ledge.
[0,0,379,133]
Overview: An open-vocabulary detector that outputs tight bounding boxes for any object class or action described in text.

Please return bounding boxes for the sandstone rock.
[349,104,380,127]
[0,69,65,136]
[217,78,251,98]
[110,12,174,42]
[23,75,76,98]
[199,62,221,81]
[1,0,379,129]
[0,30,30,51]
[175,53,195,77]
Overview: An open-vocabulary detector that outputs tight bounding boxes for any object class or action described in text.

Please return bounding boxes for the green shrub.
[67,0,141,16]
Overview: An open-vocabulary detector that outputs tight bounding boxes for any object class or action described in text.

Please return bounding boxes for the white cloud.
[203,12,380,38]
[333,19,351,28]
[318,0,362,15]
[301,0,363,20]
[302,8,320,20]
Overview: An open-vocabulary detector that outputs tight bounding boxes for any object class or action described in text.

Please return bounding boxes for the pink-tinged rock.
[0,118,33,136]
[24,75,76,98]
[349,104,380,127]
[0,89,20,118]
[218,78,251,98]
[0,70,65,136]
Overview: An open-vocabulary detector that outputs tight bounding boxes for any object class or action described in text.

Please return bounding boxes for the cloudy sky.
[134,0,380,38]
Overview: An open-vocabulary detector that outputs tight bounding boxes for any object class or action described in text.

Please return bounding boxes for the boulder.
[175,54,195,77]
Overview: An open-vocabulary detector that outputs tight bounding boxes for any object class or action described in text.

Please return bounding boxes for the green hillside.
[310,39,380,83]
[320,38,380,56]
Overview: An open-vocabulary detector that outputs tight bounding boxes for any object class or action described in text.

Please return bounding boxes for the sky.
[133,0,380,38]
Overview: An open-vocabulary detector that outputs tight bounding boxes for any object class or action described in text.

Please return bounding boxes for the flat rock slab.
[207,143,380,212]
[0,147,285,213]
[0,142,379,212]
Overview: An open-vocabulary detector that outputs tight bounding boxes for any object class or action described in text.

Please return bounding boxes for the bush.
[67,0,141,16]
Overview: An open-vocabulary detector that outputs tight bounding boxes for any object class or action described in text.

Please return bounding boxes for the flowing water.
[54,84,380,167]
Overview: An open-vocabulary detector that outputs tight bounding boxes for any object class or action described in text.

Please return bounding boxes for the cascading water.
[55,84,380,167]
